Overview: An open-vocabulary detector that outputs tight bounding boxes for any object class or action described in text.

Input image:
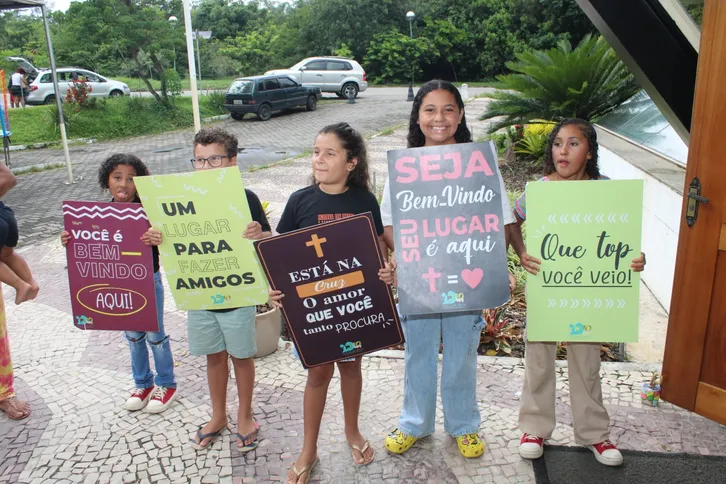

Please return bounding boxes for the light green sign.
[526,180,643,342]
[135,167,268,310]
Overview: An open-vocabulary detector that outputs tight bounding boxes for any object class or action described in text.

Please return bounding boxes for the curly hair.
[315,122,371,191]
[97,153,150,190]
[543,118,601,179]
[407,80,472,148]
[193,127,238,157]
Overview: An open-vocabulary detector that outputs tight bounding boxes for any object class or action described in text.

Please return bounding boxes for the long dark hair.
[543,118,600,179]
[407,80,472,148]
[315,122,371,191]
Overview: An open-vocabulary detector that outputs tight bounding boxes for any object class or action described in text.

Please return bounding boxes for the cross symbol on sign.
[306,234,328,258]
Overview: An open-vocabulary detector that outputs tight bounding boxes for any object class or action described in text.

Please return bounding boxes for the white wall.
[597,145,682,311]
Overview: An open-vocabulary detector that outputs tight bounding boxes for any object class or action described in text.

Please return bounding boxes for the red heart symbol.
[461,268,483,289]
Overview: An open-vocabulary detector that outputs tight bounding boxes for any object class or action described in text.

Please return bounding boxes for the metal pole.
[182,0,201,132]
[41,5,74,184]
[407,20,415,102]
[195,31,203,92]
[173,46,176,72]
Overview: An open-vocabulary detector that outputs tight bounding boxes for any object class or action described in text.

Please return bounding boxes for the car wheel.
[257,104,272,121]
[44,94,56,105]
[110,90,124,97]
[342,82,358,99]
[231,112,245,121]
[306,95,317,112]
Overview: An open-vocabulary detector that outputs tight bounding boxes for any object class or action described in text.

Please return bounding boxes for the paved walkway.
[1,98,724,484]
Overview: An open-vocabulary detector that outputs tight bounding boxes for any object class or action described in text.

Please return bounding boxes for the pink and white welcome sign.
[387,142,510,315]
[63,201,158,331]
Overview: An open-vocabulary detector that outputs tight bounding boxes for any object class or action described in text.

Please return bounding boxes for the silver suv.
[265,57,367,99]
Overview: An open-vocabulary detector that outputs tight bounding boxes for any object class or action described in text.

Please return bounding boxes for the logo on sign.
[340,341,362,354]
[75,315,94,326]
[569,322,592,336]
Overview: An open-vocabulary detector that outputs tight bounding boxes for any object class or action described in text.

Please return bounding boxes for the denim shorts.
[187,306,257,359]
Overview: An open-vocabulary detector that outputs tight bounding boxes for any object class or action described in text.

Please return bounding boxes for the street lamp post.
[168,16,177,71]
[406,10,415,102]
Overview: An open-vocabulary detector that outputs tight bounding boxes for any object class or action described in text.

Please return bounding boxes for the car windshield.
[228,80,254,94]
[289,60,306,70]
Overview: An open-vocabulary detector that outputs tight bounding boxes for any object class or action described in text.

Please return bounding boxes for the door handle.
[316,74,323,77]
[686,177,709,228]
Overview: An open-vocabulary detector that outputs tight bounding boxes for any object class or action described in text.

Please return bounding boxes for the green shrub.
[201,91,227,115]
[481,35,640,133]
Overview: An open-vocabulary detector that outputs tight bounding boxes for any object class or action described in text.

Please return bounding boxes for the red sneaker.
[587,440,623,466]
[125,387,154,411]
[519,433,544,459]
[144,387,178,414]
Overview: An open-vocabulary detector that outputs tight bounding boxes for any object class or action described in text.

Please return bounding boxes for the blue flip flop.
[190,425,225,451]
[236,421,260,453]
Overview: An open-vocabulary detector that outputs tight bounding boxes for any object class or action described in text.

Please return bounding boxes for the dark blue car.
[224,74,322,121]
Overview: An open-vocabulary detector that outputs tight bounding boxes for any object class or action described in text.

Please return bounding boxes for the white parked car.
[7,58,131,105]
[265,57,368,99]
[27,68,131,105]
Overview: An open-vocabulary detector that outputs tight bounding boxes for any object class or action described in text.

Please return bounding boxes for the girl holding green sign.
[510,118,646,467]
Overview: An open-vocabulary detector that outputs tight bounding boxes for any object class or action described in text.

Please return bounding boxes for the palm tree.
[480,35,639,133]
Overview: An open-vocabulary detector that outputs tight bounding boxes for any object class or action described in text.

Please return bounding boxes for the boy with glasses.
[187,128,272,452]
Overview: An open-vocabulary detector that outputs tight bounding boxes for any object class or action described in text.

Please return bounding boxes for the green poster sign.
[525,180,643,342]
[135,167,269,310]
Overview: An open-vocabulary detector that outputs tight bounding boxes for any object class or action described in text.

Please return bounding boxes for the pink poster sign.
[63,201,158,331]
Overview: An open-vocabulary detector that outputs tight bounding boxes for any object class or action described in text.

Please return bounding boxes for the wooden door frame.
[661,0,726,420]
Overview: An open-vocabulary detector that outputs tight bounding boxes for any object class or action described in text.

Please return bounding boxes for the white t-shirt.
[379,167,515,227]
[10,72,23,87]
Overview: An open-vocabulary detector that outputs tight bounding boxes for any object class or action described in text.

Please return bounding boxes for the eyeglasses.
[190,155,229,168]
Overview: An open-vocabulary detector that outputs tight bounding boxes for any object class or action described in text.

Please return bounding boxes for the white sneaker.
[519,433,544,459]
[125,387,154,411]
[587,440,623,466]
[144,386,178,414]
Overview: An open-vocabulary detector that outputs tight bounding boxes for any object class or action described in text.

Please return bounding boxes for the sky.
[52,0,74,12]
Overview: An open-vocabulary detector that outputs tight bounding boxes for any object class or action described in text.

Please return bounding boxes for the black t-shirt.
[276,184,384,235]
[212,188,270,312]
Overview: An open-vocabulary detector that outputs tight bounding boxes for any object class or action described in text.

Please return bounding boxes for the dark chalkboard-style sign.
[388,142,510,315]
[255,213,403,368]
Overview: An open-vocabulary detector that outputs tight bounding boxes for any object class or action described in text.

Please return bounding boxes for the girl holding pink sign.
[380,80,518,459]
[61,154,178,414]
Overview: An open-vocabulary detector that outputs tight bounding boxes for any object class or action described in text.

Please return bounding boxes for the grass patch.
[7,95,227,145]
[115,76,237,92]
[14,162,66,176]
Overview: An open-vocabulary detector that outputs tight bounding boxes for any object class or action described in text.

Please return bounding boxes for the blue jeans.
[125,272,176,389]
[398,310,484,438]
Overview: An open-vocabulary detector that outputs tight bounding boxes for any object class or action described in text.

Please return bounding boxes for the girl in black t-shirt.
[271,123,394,483]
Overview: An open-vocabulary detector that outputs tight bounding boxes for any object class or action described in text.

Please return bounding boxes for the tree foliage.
[481,35,640,132]
[0,0,599,86]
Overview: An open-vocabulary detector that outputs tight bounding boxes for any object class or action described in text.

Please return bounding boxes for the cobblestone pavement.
[2,98,725,484]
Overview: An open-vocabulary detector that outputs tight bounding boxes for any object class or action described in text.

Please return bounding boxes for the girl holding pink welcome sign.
[380,80,518,459]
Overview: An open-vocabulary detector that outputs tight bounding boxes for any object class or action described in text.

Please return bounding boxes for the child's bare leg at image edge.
[0,247,39,303]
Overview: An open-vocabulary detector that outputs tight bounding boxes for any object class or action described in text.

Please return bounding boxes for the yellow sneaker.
[456,433,485,458]
[385,428,418,454]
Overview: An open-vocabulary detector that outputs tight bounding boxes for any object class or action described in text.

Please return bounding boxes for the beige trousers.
[518,341,610,445]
